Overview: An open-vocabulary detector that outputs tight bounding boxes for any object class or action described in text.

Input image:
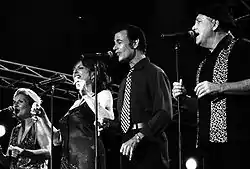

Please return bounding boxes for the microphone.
[81,51,113,60]
[39,74,67,86]
[0,106,14,113]
[161,30,195,39]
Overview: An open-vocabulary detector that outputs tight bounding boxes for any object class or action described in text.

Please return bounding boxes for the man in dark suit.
[113,24,173,169]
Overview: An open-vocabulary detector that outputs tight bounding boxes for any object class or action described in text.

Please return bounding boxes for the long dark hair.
[73,58,111,93]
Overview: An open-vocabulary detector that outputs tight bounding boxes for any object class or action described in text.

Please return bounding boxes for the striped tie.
[121,68,134,133]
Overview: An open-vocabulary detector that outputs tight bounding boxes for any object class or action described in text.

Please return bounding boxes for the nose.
[73,70,81,77]
[113,44,117,51]
[13,101,18,107]
[192,23,197,31]
[13,102,19,110]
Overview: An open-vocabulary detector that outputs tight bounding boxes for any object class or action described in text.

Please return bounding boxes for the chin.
[119,55,131,63]
[17,114,25,120]
[195,36,200,44]
[75,86,81,91]
[119,57,126,63]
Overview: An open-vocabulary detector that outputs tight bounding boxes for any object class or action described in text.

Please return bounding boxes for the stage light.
[185,157,198,169]
[0,124,6,137]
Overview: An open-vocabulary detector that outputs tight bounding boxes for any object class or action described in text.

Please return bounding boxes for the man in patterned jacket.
[172,3,250,169]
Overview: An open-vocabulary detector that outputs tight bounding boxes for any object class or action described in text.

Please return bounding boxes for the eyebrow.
[13,98,26,102]
[115,38,122,42]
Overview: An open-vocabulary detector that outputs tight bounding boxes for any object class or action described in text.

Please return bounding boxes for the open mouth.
[115,52,121,56]
[73,75,82,85]
[73,80,80,85]
[195,31,200,37]
[14,109,20,115]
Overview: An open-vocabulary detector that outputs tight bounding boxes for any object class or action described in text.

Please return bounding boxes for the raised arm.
[31,104,62,146]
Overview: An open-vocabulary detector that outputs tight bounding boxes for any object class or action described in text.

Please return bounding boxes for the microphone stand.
[175,41,182,169]
[94,61,99,169]
[49,85,55,169]
[162,32,189,169]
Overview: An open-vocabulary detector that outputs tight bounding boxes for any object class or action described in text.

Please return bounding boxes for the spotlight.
[185,157,198,169]
[0,124,6,137]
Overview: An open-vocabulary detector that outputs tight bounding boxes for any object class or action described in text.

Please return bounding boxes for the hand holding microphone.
[172,79,187,99]
[8,145,24,158]
[0,106,14,113]
[74,78,88,93]
[0,106,18,119]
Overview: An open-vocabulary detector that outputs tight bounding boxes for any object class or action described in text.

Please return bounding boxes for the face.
[192,14,215,47]
[13,94,32,120]
[113,30,134,62]
[73,61,92,92]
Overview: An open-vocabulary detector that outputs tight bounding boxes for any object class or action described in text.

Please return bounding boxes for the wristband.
[135,133,143,143]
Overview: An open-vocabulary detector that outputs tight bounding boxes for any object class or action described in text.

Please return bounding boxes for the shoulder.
[98,89,112,95]
[11,124,21,133]
[147,62,167,77]
[14,123,21,130]
[98,90,113,99]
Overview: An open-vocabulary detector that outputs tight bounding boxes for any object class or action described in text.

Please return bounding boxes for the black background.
[0,0,250,168]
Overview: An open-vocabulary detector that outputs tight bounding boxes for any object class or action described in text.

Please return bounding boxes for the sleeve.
[140,69,173,137]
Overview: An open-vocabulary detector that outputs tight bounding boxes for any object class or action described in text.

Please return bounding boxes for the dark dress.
[9,123,48,169]
[59,101,106,169]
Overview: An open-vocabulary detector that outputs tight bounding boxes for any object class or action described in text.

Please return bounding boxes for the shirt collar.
[132,57,149,71]
[209,34,233,57]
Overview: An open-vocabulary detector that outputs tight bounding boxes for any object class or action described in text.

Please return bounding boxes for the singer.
[45,57,114,169]
[172,3,250,169]
[0,88,51,169]
[112,24,173,169]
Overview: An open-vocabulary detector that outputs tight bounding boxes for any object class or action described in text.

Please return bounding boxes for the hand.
[0,145,5,157]
[74,79,88,94]
[30,103,46,117]
[93,120,103,136]
[120,136,138,161]
[99,118,111,130]
[172,79,187,99]
[9,145,24,158]
[194,81,221,98]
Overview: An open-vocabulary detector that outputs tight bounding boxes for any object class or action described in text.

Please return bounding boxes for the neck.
[129,50,146,68]
[22,117,33,127]
[208,32,228,52]
[80,84,94,97]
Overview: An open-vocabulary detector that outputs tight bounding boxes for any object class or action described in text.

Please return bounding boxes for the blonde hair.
[13,88,42,106]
